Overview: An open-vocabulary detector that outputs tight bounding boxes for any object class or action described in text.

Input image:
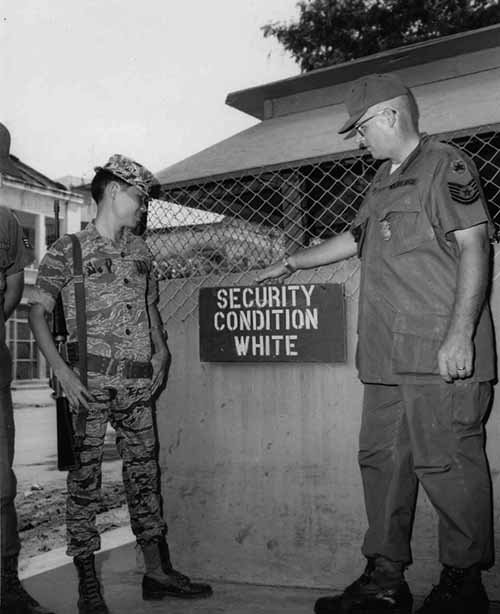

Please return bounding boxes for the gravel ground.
[17,482,129,559]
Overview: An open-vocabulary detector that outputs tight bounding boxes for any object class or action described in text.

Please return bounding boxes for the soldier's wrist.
[282,255,297,274]
[149,325,168,341]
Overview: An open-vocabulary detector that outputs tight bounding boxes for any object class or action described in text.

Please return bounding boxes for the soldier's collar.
[87,219,132,247]
[397,133,429,175]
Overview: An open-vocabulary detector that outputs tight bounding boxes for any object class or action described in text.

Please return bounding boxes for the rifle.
[51,199,80,471]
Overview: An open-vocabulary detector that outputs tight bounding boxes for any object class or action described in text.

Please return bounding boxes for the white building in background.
[0,123,84,386]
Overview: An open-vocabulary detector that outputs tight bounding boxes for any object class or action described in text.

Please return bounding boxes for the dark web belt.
[66,342,153,379]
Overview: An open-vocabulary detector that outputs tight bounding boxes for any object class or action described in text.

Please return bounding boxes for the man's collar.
[398,133,428,174]
[86,219,132,246]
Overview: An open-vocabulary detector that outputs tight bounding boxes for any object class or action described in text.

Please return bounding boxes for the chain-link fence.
[147,124,500,321]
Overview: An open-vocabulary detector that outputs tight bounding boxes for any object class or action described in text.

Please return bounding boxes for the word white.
[216,285,315,310]
[214,308,318,332]
[234,335,298,357]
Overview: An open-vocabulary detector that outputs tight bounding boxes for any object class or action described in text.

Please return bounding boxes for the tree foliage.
[262,0,500,72]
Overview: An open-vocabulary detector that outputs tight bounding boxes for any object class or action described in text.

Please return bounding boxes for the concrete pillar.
[35,212,46,267]
[64,200,82,234]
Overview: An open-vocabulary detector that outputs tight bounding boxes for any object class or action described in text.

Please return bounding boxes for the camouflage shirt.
[32,221,157,362]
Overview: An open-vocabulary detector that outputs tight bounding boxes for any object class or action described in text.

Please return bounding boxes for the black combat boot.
[314,557,413,614]
[141,541,212,600]
[416,564,488,614]
[0,555,55,614]
[73,555,109,614]
[158,538,213,596]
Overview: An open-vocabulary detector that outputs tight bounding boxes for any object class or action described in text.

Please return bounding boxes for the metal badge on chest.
[380,218,392,240]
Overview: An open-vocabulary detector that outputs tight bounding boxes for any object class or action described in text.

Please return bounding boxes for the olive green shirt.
[351,136,495,384]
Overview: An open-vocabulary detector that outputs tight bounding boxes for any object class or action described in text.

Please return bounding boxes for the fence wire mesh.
[146,125,500,322]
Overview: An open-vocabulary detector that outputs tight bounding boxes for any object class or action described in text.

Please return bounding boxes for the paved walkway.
[15,391,500,613]
[21,532,500,614]
[22,538,321,614]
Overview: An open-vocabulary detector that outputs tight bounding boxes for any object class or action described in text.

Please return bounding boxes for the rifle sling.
[69,234,88,439]
[69,234,87,386]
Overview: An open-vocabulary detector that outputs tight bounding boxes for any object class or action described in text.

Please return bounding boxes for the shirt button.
[125,329,131,335]
[124,278,129,284]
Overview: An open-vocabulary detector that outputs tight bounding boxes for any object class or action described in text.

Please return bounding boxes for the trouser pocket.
[391,312,448,375]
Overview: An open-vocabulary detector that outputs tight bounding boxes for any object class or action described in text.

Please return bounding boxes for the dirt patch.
[18,481,129,560]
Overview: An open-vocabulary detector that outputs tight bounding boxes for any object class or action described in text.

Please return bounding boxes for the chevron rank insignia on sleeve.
[447,178,480,205]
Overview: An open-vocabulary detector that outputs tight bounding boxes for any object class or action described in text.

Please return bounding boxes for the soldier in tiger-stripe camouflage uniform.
[29,155,212,614]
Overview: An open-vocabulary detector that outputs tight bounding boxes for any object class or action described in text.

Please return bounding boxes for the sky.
[1,0,300,183]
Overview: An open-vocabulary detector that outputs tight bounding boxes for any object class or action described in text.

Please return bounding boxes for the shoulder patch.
[448,178,480,205]
[450,159,467,175]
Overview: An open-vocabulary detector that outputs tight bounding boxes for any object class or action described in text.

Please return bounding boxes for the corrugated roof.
[157,105,350,186]
[157,25,500,187]
[226,24,500,120]
[0,122,71,194]
[157,64,500,187]
[0,154,68,192]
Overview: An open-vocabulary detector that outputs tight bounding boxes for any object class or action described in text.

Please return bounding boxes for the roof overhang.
[0,174,83,203]
[158,24,500,187]
[157,105,356,187]
[158,75,500,187]
[226,24,500,120]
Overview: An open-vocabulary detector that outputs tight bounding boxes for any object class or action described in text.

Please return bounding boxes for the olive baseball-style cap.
[94,154,159,196]
[338,73,410,135]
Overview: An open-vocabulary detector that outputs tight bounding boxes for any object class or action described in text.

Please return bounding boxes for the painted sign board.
[199,283,346,363]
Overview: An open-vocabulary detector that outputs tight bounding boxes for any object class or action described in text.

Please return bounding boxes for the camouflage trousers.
[66,374,166,557]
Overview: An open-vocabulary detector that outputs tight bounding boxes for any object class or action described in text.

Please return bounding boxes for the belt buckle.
[123,360,133,379]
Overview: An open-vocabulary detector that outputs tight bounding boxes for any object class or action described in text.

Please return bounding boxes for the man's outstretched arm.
[255,231,358,282]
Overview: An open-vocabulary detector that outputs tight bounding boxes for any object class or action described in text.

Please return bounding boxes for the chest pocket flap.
[380,192,434,256]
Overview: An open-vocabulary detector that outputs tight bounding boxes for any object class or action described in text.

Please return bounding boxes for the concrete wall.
[156,252,500,598]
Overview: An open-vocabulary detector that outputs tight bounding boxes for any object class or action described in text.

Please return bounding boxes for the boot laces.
[77,558,105,608]
[350,559,376,588]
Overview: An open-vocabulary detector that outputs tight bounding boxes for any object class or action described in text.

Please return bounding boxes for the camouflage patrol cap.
[94,154,159,196]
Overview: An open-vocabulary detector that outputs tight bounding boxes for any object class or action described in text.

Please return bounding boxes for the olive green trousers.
[359,381,493,568]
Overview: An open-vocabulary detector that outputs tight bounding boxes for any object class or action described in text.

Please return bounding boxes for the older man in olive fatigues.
[257,73,495,614]
[0,206,54,614]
